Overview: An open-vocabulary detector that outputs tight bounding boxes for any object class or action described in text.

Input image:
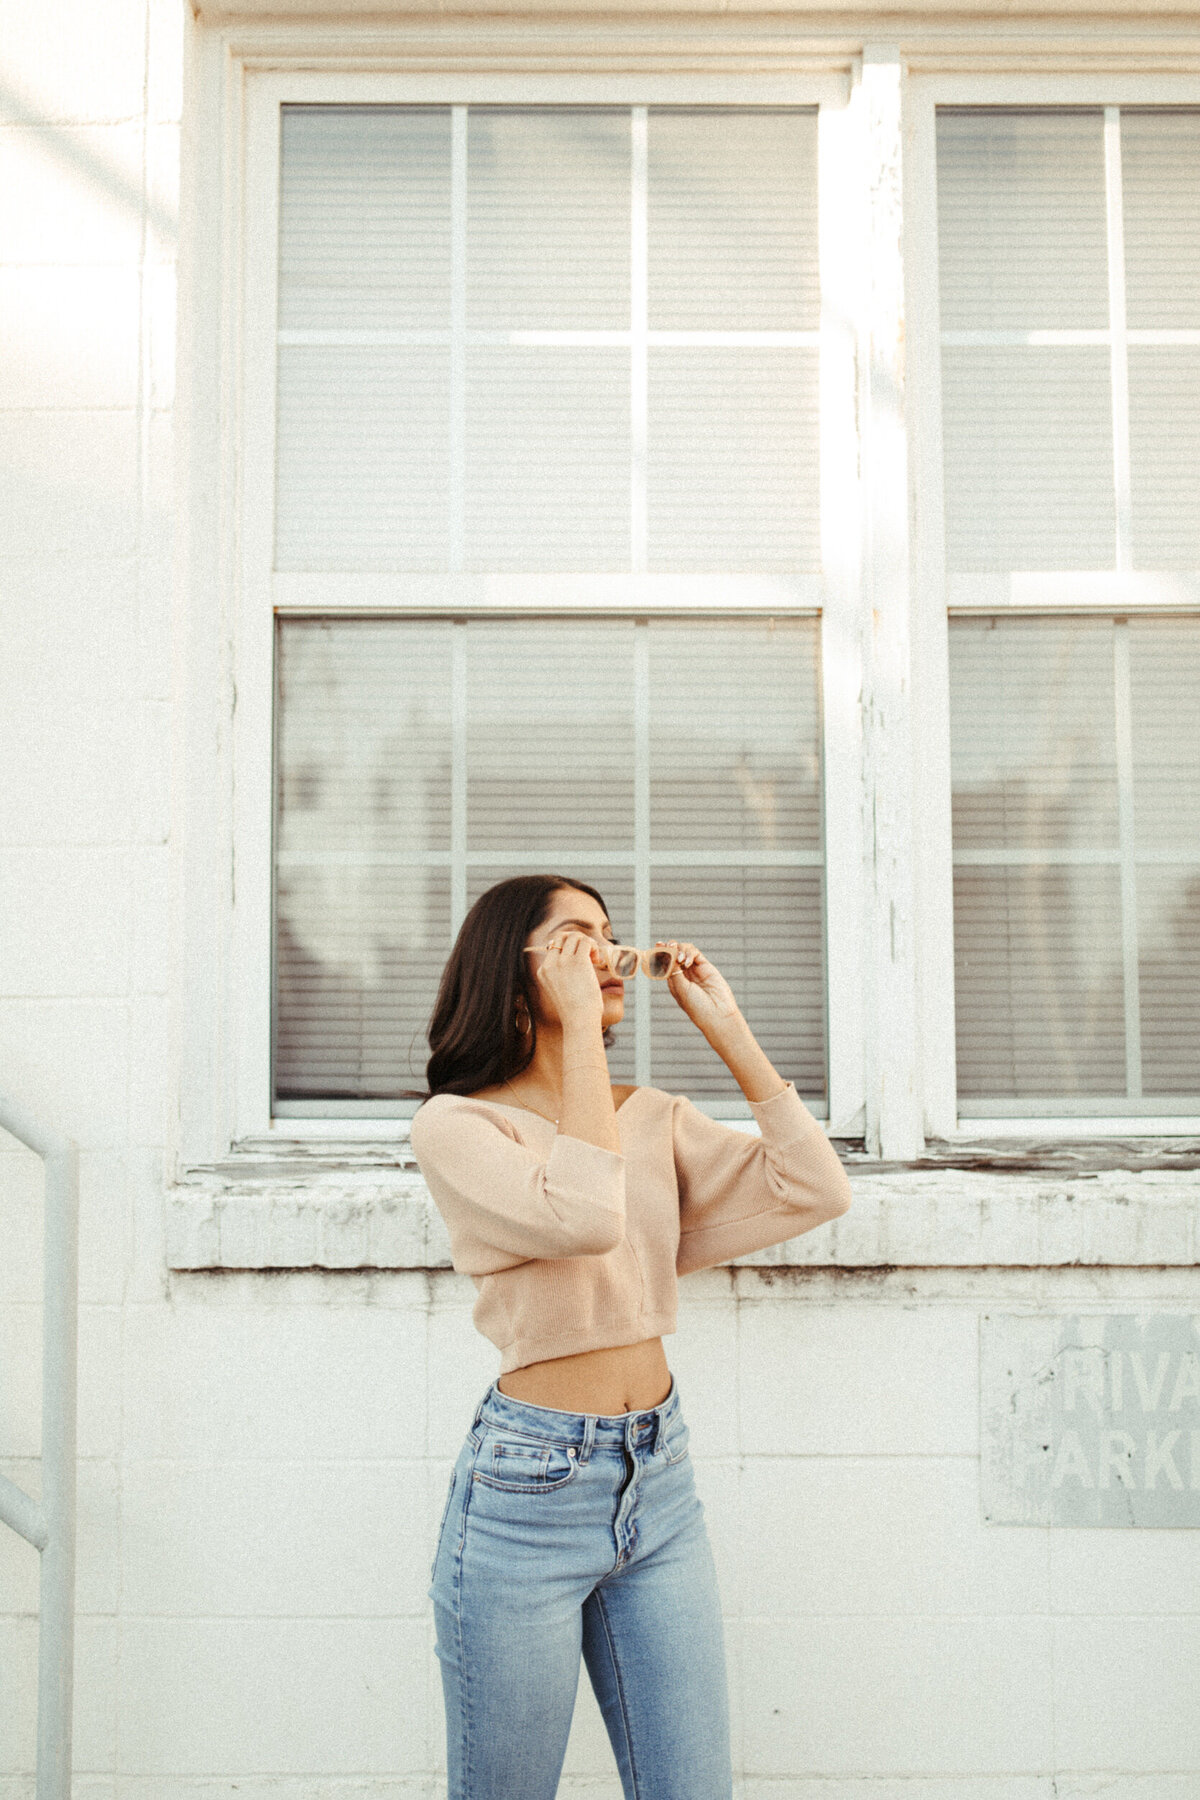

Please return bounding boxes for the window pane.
[648,349,820,571]
[274,615,825,1109]
[278,106,451,331]
[465,620,636,854]
[950,617,1123,1100]
[464,348,629,570]
[467,109,629,329]
[275,346,451,570]
[936,109,1115,571]
[1129,348,1200,569]
[950,618,1118,853]
[1130,618,1200,852]
[647,616,821,850]
[953,864,1126,1098]
[1122,113,1200,569]
[940,347,1114,570]
[949,615,1200,1108]
[650,867,825,1101]
[647,109,819,329]
[936,109,1108,331]
[1121,109,1200,329]
[273,620,454,1103]
[1129,617,1200,1095]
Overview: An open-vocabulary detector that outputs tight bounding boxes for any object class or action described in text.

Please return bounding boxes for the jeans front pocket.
[473,1431,580,1493]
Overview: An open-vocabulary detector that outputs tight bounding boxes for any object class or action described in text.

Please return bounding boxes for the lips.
[601,983,622,993]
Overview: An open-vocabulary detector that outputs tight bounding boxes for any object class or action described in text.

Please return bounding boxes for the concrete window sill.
[166,1138,1200,1272]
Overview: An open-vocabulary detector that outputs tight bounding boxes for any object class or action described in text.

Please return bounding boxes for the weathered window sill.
[166,1138,1200,1272]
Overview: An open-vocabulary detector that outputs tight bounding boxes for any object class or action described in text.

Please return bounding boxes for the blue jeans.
[429,1371,734,1799]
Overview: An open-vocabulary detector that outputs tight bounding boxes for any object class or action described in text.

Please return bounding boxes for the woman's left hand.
[657,941,743,1035]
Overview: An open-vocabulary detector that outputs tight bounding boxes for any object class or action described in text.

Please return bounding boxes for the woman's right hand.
[532,930,606,1030]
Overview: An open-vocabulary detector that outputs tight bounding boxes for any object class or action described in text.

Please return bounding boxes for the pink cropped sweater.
[408,1080,853,1374]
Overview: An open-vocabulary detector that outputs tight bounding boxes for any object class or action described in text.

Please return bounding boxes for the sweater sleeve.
[673,1080,852,1277]
[409,1097,627,1277]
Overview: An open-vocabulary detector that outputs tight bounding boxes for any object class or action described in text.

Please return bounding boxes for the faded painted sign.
[981,1313,1200,1526]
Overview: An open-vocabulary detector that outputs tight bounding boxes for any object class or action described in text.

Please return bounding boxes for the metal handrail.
[0,1097,78,1800]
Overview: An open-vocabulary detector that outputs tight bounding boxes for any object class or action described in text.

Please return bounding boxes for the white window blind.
[948,615,1200,1112]
[274,104,820,573]
[937,106,1200,576]
[938,107,1200,1114]
[273,616,826,1113]
[1123,111,1200,568]
[271,103,825,1115]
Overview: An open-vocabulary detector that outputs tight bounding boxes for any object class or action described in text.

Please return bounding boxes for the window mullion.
[1112,621,1143,1099]
[451,621,468,936]
[1105,105,1133,574]
[633,621,651,1086]
[630,106,649,576]
[449,105,468,573]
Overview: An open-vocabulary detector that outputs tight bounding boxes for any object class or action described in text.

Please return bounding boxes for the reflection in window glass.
[274,616,826,1110]
[949,614,1200,1110]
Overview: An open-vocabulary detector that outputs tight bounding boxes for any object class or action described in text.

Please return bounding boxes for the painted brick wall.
[2,5,1199,1796]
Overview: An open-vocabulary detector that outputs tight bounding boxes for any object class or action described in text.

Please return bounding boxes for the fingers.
[658,938,699,969]
[543,929,598,966]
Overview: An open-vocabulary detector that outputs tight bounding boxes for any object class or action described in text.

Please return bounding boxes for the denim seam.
[475,1423,567,1451]
[455,1432,481,1799]
[473,1454,578,1494]
[491,1441,551,1481]
[594,1584,642,1800]
[432,1467,457,1580]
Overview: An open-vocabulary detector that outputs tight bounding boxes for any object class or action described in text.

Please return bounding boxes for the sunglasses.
[522,939,682,980]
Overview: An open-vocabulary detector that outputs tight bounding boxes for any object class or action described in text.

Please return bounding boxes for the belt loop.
[652,1375,675,1454]
[579,1414,597,1464]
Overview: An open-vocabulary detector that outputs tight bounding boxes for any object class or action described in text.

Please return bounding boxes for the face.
[526,887,625,1024]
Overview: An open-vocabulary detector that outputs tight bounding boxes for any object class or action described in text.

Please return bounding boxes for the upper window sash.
[936,102,1200,606]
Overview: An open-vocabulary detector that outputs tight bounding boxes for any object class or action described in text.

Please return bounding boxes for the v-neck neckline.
[475,1086,648,1122]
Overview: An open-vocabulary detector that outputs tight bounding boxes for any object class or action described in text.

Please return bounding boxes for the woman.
[408,873,853,1800]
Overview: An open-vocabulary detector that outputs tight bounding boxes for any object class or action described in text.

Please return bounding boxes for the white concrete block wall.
[2,3,1200,1796]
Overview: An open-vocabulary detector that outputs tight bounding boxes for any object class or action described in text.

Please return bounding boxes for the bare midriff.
[466,1080,673,1414]
[496,1337,672,1416]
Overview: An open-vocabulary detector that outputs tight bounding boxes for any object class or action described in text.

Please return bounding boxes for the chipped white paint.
[165,1161,1200,1271]
[855,46,923,1162]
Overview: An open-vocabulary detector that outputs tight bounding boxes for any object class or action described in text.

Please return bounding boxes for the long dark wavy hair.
[399,874,618,1107]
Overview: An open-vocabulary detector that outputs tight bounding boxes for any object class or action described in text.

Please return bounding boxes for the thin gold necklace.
[501,1077,558,1125]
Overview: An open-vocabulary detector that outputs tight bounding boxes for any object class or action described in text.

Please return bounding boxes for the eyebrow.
[548,917,615,936]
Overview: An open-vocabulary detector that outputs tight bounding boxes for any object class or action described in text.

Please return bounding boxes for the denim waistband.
[472,1369,681,1454]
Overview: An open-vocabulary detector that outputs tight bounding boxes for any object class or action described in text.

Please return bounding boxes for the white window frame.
[177,39,1200,1177]
[905,71,1200,1141]
[180,49,869,1165]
